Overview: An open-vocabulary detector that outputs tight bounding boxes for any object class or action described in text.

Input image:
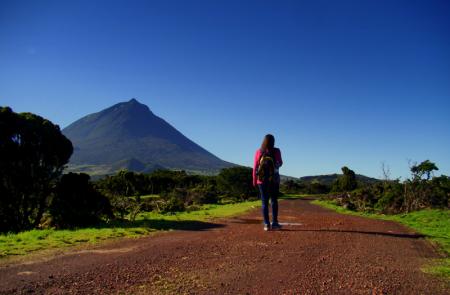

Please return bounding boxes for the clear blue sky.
[1,0,449,179]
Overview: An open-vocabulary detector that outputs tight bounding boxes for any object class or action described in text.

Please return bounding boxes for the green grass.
[0,200,260,258]
[279,193,312,199]
[136,201,260,221]
[312,199,450,279]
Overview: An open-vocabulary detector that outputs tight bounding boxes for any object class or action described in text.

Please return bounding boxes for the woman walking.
[253,134,283,231]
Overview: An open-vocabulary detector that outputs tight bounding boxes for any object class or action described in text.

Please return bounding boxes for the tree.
[49,173,112,228]
[0,107,73,232]
[333,166,357,192]
[411,160,439,180]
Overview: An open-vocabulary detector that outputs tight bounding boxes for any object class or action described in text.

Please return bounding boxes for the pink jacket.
[252,148,283,186]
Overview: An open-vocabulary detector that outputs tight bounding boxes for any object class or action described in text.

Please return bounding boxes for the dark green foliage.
[373,181,404,213]
[299,174,379,186]
[95,167,257,215]
[332,166,358,192]
[350,187,378,211]
[97,169,210,197]
[217,167,257,201]
[411,160,439,180]
[280,179,331,195]
[159,189,186,213]
[325,161,449,214]
[309,181,331,194]
[49,173,112,228]
[95,171,147,220]
[148,170,204,194]
[96,170,151,197]
[0,107,73,232]
[429,175,450,207]
[282,172,379,196]
[187,185,219,205]
[107,194,138,220]
[95,168,247,217]
[280,179,305,194]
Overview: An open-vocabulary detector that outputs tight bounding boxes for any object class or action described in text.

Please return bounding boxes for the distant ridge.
[299,174,379,185]
[63,99,234,176]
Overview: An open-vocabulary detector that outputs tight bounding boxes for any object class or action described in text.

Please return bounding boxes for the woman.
[253,134,283,231]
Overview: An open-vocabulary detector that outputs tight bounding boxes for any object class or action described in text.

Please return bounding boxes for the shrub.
[49,173,112,228]
[326,162,449,214]
[373,181,403,213]
[429,175,450,207]
[187,185,219,205]
[160,190,186,213]
[280,180,331,195]
[217,167,257,201]
[332,166,357,192]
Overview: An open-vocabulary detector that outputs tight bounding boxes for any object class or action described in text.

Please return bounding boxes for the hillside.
[299,174,379,185]
[63,99,233,175]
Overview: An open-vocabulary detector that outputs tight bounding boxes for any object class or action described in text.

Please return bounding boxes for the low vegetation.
[1,108,260,257]
[0,200,260,257]
[304,161,449,279]
[282,161,449,279]
[1,106,449,281]
[283,162,449,215]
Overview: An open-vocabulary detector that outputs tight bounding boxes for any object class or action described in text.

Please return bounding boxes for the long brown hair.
[261,134,275,154]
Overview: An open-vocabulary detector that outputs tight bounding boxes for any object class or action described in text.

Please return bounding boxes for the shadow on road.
[95,219,225,232]
[230,219,424,239]
[280,228,425,239]
[230,218,262,224]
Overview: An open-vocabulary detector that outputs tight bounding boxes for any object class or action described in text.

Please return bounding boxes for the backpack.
[257,150,276,183]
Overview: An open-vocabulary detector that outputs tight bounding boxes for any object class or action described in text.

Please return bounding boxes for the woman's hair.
[261,134,275,152]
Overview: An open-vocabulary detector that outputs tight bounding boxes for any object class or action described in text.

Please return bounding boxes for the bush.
[350,187,377,211]
[325,162,449,214]
[375,181,404,213]
[429,175,450,207]
[280,179,331,195]
[108,195,142,220]
[187,185,219,205]
[96,170,151,197]
[332,166,357,192]
[217,167,257,201]
[49,173,112,228]
[159,190,186,213]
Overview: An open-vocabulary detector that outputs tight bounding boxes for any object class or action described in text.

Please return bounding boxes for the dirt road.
[0,199,448,294]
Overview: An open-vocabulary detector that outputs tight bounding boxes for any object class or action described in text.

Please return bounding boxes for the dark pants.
[258,182,279,225]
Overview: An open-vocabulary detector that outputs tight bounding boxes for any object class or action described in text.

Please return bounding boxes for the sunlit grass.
[136,201,260,221]
[0,200,260,258]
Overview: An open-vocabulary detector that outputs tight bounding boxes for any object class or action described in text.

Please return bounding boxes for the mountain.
[63,99,233,175]
[298,174,379,185]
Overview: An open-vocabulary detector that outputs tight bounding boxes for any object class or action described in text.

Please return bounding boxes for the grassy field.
[0,200,260,258]
[312,199,450,279]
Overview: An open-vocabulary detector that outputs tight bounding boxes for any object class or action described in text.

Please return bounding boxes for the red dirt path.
[0,199,448,294]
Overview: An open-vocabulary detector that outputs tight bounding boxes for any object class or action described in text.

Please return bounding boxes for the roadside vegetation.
[1,106,449,281]
[290,161,449,279]
[0,107,259,257]
[0,200,259,257]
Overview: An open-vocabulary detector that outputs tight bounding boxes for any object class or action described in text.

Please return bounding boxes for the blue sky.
[1,0,449,178]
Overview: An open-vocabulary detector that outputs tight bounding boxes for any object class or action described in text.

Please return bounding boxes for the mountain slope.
[299,174,379,185]
[63,99,233,175]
